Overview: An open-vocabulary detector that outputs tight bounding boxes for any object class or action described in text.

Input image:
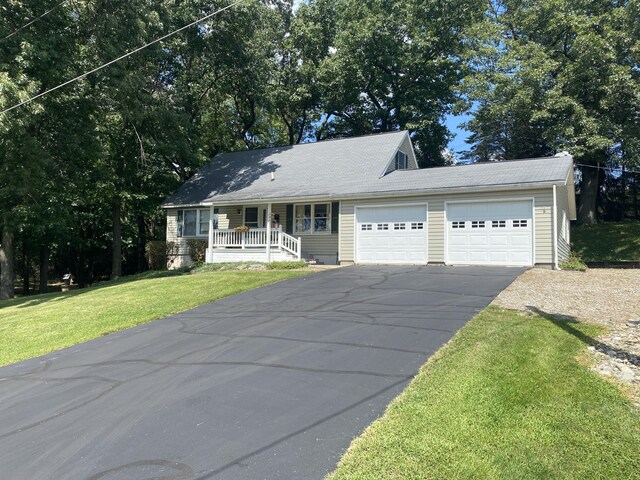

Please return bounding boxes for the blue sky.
[445,112,473,156]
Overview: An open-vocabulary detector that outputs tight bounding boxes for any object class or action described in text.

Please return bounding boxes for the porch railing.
[210,226,301,259]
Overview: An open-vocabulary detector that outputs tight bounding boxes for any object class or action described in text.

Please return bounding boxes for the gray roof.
[163,131,573,207]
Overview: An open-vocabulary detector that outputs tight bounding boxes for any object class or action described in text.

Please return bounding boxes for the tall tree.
[464,0,640,224]
[314,0,485,165]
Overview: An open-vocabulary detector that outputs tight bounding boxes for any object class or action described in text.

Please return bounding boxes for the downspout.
[552,185,559,270]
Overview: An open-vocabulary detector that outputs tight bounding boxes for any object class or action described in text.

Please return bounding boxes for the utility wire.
[1,0,70,42]
[0,0,243,116]
[575,163,640,175]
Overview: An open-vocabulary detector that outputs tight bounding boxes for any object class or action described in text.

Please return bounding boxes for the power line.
[575,163,640,175]
[1,0,69,42]
[0,0,244,116]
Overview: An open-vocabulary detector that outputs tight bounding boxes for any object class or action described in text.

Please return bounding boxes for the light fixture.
[237,208,242,215]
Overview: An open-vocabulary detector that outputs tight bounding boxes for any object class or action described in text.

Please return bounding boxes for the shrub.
[187,239,208,264]
[146,240,168,270]
[266,260,307,270]
[560,252,588,271]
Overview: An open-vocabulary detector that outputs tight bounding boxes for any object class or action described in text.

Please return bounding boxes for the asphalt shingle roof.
[162,131,573,207]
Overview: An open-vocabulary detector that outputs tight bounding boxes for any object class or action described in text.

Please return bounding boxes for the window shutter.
[331,202,339,233]
[177,210,184,237]
[285,204,293,234]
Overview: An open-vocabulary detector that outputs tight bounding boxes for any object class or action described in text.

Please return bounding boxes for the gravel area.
[493,268,640,403]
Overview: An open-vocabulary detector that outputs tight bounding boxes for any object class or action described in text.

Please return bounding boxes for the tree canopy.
[0,0,638,298]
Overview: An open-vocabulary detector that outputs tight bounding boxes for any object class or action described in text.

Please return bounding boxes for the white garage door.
[355,205,428,264]
[446,200,533,266]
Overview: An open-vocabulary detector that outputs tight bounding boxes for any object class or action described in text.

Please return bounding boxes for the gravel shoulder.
[493,268,640,403]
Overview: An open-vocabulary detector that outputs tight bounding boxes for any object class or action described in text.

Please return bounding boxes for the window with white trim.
[471,221,486,228]
[393,223,406,230]
[452,221,466,229]
[411,222,425,230]
[361,223,373,231]
[492,220,506,228]
[294,203,331,234]
[177,208,218,237]
[395,151,408,170]
[513,219,528,228]
[377,223,389,230]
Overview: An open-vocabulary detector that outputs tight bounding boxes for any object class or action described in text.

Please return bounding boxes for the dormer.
[380,132,419,177]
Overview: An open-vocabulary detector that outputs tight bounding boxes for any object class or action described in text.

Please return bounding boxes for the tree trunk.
[578,165,599,225]
[620,166,626,221]
[111,196,122,280]
[22,240,29,296]
[77,247,86,288]
[39,245,49,294]
[0,225,15,300]
[137,214,147,273]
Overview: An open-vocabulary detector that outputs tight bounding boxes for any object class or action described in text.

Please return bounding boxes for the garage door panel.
[446,200,533,267]
[356,205,428,264]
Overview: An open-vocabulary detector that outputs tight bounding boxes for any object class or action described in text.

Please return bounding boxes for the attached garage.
[355,204,428,264]
[445,199,534,266]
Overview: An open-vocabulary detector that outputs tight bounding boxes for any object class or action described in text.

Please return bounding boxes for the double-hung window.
[177,208,218,237]
[294,203,331,234]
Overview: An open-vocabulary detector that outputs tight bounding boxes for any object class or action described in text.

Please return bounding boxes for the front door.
[244,206,268,228]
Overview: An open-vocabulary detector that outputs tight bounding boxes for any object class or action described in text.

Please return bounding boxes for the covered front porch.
[205,203,301,263]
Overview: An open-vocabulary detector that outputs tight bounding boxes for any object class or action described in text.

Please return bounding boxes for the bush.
[187,239,208,264]
[146,241,168,270]
[560,252,588,271]
[266,261,308,270]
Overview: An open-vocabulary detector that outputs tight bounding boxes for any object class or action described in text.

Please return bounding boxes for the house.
[162,131,576,268]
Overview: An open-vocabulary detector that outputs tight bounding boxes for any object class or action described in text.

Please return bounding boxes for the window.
[294,203,331,234]
[492,220,506,228]
[471,221,486,228]
[244,207,259,228]
[393,223,406,230]
[314,203,329,232]
[361,224,373,231]
[199,210,210,235]
[395,151,408,170]
[411,222,424,230]
[183,210,197,236]
[177,208,218,237]
[513,219,528,228]
[377,223,389,230]
[452,221,466,229]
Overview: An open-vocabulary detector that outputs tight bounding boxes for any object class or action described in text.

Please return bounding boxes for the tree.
[463,0,640,224]
[314,0,485,165]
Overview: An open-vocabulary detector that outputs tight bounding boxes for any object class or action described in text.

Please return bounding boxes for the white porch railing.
[210,226,301,260]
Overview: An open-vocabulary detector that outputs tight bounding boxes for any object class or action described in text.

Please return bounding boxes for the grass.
[0,268,310,366]
[559,252,588,271]
[571,221,640,262]
[327,306,640,480]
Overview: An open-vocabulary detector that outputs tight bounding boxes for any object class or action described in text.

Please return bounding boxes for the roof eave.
[162,180,565,208]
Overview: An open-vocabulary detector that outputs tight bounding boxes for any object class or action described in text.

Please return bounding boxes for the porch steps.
[209,248,299,263]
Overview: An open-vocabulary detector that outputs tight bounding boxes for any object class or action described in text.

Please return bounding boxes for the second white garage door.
[446,200,534,266]
[355,204,428,264]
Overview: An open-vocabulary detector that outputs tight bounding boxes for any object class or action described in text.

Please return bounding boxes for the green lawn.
[571,221,640,262]
[0,269,309,366]
[327,307,640,480]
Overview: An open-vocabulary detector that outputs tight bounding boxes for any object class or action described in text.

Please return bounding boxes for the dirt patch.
[493,268,640,403]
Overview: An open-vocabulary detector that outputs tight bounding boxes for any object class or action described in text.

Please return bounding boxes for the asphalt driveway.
[0,265,522,480]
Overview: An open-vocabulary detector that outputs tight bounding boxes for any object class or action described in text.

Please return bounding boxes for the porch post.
[266,203,272,263]
[207,205,214,263]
